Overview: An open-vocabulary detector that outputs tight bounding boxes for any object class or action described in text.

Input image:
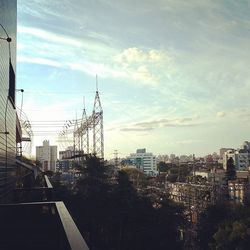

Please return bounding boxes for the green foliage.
[55,155,184,250]
[197,202,232,250]
[167,165,192,182]
[121,167,147,188]
[157,161,169,172]
[213,221,250,250]
[197,203,250,250]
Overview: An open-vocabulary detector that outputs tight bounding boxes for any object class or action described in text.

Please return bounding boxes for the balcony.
[0,168,89,250]
[0,201,89,250]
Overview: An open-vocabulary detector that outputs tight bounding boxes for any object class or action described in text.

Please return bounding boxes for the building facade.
[0,0,19,202]
[220,148,233,159]
[193,169,226,186]
[36,140,57,172]
[127,148,157,175]
[223,149,250,171]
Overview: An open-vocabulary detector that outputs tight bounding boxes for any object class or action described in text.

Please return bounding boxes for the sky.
[16,0,250,159]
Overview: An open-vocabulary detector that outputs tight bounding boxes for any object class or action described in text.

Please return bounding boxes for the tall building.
[127,148,157,175]
[36,140,57,172]
[241,141,250,151]
[0,0,20,202]
[0,2,89,248]
[223,149,250,171]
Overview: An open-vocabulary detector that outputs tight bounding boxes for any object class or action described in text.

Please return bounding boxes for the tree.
[157,161,169,173]
[107,171,184,250]
[196,202,232,250]
[53,155,185,250]
[213,220,250,250]
[121,167,147,188]
[197,202,250,250]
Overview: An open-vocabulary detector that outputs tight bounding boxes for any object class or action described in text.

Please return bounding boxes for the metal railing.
[0,201,89,250]
[14,174,53,202]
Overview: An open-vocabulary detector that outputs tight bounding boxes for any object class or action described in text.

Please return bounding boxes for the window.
[8,61,15,107]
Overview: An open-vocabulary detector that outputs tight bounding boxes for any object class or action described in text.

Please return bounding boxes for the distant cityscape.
[36,139,250,176]
[2,1,250,249]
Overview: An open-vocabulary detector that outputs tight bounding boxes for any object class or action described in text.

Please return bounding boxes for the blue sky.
[17,0,250,158]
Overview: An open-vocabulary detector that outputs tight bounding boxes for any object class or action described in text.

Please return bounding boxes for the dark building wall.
[0,0,17,202]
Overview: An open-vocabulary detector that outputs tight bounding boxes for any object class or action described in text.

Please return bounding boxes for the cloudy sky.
[17,0,250,158]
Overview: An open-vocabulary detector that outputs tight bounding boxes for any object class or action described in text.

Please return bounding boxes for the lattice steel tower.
[81,104,90,154]
[92,76,104,159]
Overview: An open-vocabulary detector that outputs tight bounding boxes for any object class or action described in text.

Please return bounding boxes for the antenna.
[96,74,98,92]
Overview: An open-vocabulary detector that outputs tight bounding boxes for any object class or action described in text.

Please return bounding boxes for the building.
[167,181,223,223]
[220,148,233,159]
[59,146,75,160]
[241,141,250,151]
[0,0,22,202]
[223,149,250,171]
[179,154,194,164]
[156,155,169,164]
[127,148,157,175]
[36,140,57,172]
[0,2,89,249]
[193,169,226,186]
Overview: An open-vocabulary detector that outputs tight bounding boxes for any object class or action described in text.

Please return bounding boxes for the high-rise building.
[0,0,20,202]
[36,140,57,172]
[127,148,157,175]
[223,149,250,171]
[241,141,250,151]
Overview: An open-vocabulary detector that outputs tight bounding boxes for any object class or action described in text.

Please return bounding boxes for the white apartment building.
[36,140,57,172]
[223,149,250,171]
[128,148,157,176]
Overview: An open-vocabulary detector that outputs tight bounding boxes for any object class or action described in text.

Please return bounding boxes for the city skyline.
[17,0,250,158]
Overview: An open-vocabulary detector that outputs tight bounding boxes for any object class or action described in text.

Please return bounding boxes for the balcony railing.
[0,201,89,250]
[14,174,53,202]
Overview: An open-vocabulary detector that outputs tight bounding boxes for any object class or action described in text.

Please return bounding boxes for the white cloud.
[132,65,157,84]
[18,27,175,85]
[18,26,83,47]
[68,62,126,78]
[18,56,63,68]
[114,47,169,63]
[216,111,226,118]
[113,47,174,85]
